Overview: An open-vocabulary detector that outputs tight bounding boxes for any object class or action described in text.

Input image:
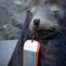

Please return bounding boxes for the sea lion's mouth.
[31,26,64,40]
[32,26,51,31]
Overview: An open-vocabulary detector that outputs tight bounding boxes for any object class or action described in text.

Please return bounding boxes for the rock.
[11,11,27,29]
[0,0,28,40]
[3,24,21,40]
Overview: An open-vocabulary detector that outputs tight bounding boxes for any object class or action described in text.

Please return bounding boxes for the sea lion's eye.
[53,10,59,13]
[53,10,59,18]
[50,5,60,18]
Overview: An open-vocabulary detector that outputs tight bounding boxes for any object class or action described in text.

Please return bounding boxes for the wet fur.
[9,0,66,66]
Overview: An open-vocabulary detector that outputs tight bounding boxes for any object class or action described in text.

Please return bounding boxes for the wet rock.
[11,11,27,29]
[0,0,27,40]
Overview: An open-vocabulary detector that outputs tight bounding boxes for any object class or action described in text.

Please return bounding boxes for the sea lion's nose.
[33,19,40,26]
